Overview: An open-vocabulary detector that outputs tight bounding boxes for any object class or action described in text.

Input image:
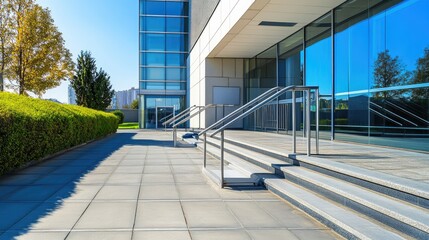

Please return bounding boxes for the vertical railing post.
[315,88,320,154]
[203,132,207,168]
[306,90,311,156]
[292,90,296,153]
[173,127,177,147]
[220,130,225,188]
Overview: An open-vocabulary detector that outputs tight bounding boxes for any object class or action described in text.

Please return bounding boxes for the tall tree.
[373,50,409,99]
[7,0,74,96]
[0,0,14,91]
[412,47,429,100]
[71,51,114,110]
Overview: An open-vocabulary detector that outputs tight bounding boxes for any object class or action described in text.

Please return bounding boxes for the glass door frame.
[155,106,175,129]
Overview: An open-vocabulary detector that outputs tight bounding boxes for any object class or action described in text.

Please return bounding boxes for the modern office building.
[138,0,189,128]
[186,0,429,152]
[138,0,428,152]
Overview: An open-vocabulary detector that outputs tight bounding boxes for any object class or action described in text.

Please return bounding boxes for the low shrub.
[112,110,124,124]
[0,92,118,176]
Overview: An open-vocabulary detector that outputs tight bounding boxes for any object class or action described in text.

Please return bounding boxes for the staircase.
[197,133,429,240]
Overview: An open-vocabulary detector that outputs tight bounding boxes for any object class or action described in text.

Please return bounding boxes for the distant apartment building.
[68,85,76,105]
[115,87,139,109]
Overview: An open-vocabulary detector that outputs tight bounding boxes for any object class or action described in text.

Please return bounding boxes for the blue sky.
[37,0,138,103]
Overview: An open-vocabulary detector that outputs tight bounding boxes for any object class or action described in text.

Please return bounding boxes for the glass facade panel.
[141,52,165,66]
[145,33,165,51]
[166,17,187,32]
[166,34,188,51]
[166,2,188,16]
[166,53,186,66]
[144,1,165,15]
[166,68,186,80]
[306,13,332,139]
[141,16,165,32]
[143,67,165,80]
[243,0,429,151]
[139,0,189,129]
[142,95,185,128]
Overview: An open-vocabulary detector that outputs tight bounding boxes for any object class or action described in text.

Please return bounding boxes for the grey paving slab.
[226,201,282,228]
[134,201,187,228]
[141,173,175,184]
[190,230,251,240]
[4,185,63,202]
[74,202,136,229]
[0,231,69,240]
[95,186,140,200]
[0,203,39,230]
[106,174,142,185]
[66,231,132,240]
[0,130,341,240]
[48,185,101,202]
[176,184,221,199]
[132,230,191,240]
[139,184,179,200]
[248,229,300,240]
[182,201,241,228]
[10,202,89,230]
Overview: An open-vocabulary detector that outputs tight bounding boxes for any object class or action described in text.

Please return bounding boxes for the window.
[144,1,165,15]
[141,16,165,32]
[166,34,187,51]
[145,34,165,51]
[166,68,186,80]
[142,52,165,66]
[166,17,187,32]
[166,53,186,67]
[142,67,165,80]
[166,2,187,16]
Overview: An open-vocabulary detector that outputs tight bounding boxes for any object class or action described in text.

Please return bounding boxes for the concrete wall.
[189,58,244,128]
[189,0,254,129]
[106,109,138,123]
[190,0,220,49]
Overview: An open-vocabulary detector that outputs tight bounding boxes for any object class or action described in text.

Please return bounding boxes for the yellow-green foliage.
[0,92,118,175]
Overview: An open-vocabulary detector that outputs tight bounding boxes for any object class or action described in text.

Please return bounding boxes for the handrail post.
[306,90,311,156]
[220,130,225,188]
[173,127,177,147]
[292,90,296,153]
[315,88,320,154]
[203,132,207,168]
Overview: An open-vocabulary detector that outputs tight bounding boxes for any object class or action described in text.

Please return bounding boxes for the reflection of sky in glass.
[306,37,331,95]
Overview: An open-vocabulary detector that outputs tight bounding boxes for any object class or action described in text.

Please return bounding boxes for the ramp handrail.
[162,105,198,126]
[199,86,281,136]
[171,104,216,147]
[199,85,320,188]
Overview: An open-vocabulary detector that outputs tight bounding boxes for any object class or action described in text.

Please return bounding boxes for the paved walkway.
[0,130,340,240]
[224,130,429,183]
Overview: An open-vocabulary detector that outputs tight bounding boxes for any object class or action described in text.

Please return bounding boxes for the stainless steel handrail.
[198,85,319,188]
[171,104,215,147]
[163,105,198,126]
[199,86,282,136]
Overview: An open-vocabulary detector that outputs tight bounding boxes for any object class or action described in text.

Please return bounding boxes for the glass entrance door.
[156,106,174,128]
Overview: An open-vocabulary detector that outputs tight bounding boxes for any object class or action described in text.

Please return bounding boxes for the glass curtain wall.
[139,0,189,128]
[244,0,429,152]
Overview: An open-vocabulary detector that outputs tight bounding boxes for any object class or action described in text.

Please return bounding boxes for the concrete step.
[198,140,275,187]
[265,178,407,240]
[214,135,429,210]
[281,166,429,239]
[204,137,292,175]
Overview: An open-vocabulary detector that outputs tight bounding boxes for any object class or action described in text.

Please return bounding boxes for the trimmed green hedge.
[0,92,118,176]
[112,110,124,124]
